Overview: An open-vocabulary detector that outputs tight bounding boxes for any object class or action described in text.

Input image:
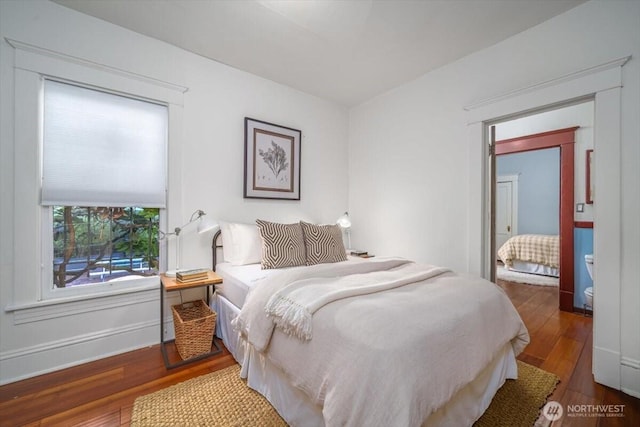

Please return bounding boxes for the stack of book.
[176,268,210,283]
[350,250,374,258]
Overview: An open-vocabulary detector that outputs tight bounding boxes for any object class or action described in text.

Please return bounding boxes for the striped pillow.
[300,221,347,265]
[256,219,307,269]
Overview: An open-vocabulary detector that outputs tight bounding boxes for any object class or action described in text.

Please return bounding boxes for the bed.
[497,234,560,277]
[211,220,529,426]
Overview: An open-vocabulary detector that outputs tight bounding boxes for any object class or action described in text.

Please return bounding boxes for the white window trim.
[5,281,159,323]
[6,39,187,312]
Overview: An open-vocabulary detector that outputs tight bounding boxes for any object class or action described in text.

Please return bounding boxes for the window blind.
[42,80,168,208]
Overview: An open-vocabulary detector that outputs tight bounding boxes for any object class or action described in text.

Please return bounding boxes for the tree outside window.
[52,206,159,288]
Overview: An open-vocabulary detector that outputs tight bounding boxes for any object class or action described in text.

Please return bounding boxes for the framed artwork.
[586,149,594,204]
[244,117,301,200]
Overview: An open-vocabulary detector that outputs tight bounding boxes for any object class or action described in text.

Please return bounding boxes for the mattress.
[214,262,270,308]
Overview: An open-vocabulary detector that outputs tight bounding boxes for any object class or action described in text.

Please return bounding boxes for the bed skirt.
[511,260,559,277]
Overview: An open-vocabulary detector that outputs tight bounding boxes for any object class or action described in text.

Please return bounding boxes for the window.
[42,80,167,293]
[52,206,159,288]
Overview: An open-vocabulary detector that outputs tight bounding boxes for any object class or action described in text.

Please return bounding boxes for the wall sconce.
[160,209,218,276]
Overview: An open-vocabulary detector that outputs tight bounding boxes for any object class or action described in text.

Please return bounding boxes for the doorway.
[465,55,628,391]
[491,126,577,311]
[489,100,595,311]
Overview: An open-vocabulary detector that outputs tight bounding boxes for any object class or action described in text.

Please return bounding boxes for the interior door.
[495,180,513,253]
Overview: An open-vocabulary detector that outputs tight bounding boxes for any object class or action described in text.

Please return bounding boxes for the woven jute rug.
[474,361,559,427]
[131,364,285,427]
[131,361,558,427]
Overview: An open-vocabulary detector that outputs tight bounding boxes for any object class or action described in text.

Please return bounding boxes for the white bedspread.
[265,263,449,340]
[234,257,529,426]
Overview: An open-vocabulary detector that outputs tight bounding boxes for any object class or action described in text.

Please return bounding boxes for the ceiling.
[53,0,587,107]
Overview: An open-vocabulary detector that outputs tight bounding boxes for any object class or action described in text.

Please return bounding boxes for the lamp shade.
[336,212,351,228]
[197,216,219,234]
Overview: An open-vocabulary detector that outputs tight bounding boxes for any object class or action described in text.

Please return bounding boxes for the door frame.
[495,127,578,311]
[464,56,629,391]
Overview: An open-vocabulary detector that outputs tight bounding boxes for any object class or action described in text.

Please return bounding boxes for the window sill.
[5,282,160,325]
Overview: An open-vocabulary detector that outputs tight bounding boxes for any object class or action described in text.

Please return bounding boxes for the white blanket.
[234,258,529,426]
[234,257,414,352]
[265,264,449,340]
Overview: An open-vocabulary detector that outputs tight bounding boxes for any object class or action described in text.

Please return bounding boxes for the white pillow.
[224,222,263,266]
[219,221,233,263]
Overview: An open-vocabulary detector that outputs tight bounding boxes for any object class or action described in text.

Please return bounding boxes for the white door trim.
[465,56,629,392]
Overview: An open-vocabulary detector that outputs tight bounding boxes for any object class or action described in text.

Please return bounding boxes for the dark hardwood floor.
[1,280,638,426]
[0,342,236,427]
[497,280,639,427]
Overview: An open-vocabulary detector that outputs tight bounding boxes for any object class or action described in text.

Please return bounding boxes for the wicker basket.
[171,300,216,360]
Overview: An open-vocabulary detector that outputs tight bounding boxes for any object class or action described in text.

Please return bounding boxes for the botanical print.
[259,141,289,180]
[253,129,294,192]
[244,117,301,200]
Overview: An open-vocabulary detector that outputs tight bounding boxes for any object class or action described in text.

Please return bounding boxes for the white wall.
[0,0,349,384]
[349,0,639,397]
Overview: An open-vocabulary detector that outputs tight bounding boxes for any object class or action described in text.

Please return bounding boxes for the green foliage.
[52,206,160,286]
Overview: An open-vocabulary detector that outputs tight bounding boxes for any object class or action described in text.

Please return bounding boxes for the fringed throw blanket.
[234,257,413,352]
[265,264,449,340]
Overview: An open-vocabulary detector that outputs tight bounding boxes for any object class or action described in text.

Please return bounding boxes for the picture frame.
[244,117,301,200]
[586,149,594,204]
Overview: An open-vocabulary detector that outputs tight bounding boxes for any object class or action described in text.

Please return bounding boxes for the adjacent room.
[1,1,638,425]
[494,101,595,313]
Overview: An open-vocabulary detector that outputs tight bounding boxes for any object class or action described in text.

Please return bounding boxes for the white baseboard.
[593,346,621,390]
[621,357,640,398]
[0,319,158,385]
[593,348,640,399]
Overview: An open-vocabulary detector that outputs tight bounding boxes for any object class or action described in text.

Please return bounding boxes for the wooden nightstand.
[160,271,223,369]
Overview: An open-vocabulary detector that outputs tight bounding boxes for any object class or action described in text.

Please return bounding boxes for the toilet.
[584,254,594,308]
